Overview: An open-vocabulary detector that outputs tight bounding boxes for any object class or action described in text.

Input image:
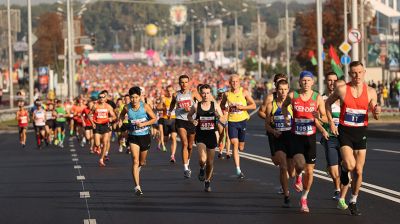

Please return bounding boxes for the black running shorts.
[293,134,317,164]
[94,123,111,134]
[128,134,151,151]
[175,119,195,135]
[338,124,367,150]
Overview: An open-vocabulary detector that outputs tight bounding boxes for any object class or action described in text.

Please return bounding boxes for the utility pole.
[344,0,349,81]
[316,0,324,93]
[285,0,291,85]
[234,11,239,72]
[219,22,223,68]
[191,22,195,64]
[7,0,14,108]
[180,27,183,66]
[257,8,262,80]
[28,0,34,105]
[351,0,359,61]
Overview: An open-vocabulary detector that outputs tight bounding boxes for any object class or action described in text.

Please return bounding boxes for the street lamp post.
[191,21,195,64]
[7,0,14,108]
[316,0,324,93]
[344,0,349,81]
[234,11,239,72]
[28,0,34,105]
[257,8,262,80]
[285,0,291,85]
[351,0,359,61]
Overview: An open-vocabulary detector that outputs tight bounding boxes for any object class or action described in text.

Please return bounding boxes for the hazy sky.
[6,0,315,6]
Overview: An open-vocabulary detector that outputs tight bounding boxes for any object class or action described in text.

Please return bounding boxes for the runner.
[115,97,126,152]
[16,100,29,147]
[32,99,47,149]
[155,96,166,152]
[216,87,231,159]
[81,100,94,153]
[90,90,116,167]
[157,85,178,162]
[220,74,256,179]
[282,70,329,213]
[321,71,342,200]
[264,79,295,208]
[45,102,56,145]
[325,61,381,215]
[169,75,202,178]
[258,74,291,195]
[118,86,157,196]
[103,90,117,161]
[72,98,85,146]
[54,100,68,148]
[188,84,226,192]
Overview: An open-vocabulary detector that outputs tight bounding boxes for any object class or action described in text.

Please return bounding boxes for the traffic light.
[90,33,96,47]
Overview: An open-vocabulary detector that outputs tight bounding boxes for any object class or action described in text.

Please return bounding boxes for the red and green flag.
[329,45,344,78]
[308,50,317,66]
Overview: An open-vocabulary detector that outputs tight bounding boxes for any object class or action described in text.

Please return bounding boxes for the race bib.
[20,116,28,124]
[294,118,314,135]
[228,103,243,114]
[333,117,340,127]
[97,109,108,119]
[343,108,366,127]
[273,115,291,131]
[199,116,215,130]
[177,97,192,108]
[130,117,149,133]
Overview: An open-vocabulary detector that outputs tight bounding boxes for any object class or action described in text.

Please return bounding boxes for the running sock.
[187,159,190,165]
[184,164,189,171]
[61,133,65,142]
[301,190,309,199]
[350,194,358,203]
[138,166,142,173]
[36,135,41,145]
[57,133,62,141]
[236,167,242,175]
[134,185,141,191]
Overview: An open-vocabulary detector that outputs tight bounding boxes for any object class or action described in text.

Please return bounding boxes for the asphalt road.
[0,114,399,224]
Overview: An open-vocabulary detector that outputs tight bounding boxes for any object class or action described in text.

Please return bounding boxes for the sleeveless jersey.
[46,110,55,121]
[127,102,150,136]
[34,109,46,126]
[93,104,110,124]
[18,110,29,127]
[81,107,92,127]
[55,107,67,122]
[323,94,341,136]
[163,96,176,119]
[339,83,369,127]
[195,102,216,132]
[292,91,318,136]
[227,87,249,122]
[175,91,194,120]
[271,94,293,132]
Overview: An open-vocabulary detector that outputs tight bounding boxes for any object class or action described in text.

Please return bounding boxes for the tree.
[295,0,345,72]
[33,12,64,70]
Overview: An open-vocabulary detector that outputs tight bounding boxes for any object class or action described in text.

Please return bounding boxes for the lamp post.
[351,0,359,61]
[316,0,324,94]
[344,0,349,81]
[257,7,262,80]
[285,0,291,85]
[28,0,34,105]
[7,0,14,108]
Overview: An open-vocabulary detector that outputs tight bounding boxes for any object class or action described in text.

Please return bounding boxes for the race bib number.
[228,103,243,114]
[343,108,366,127]
[178,97,192,109]
[97,109,108,119]
[20,116,28,124]
[199,116,215,130]
[130,117,149,133]
[273,115,291,131]
[294,118,315,135]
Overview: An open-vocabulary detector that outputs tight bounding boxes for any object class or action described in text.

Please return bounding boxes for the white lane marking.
[371,149,400,154]
[84,220,97,224]
[71,153,78,157]
[72,158,79,162]
[70,149,76,152]
[80,191,90,198]
[74,165,82,169]
[77,176,86,181]
[249,107,260,117]
[238,151,400,204]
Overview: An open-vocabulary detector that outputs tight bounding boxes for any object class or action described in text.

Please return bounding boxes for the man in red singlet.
[90,90,116,167]
[16,100,29,147]
[325,61,381,216]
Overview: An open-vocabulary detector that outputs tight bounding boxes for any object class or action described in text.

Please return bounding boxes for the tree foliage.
[33,12,64,69]
[295,0,345,72]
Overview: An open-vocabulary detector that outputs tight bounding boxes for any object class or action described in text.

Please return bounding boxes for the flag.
[328,45,344,78]
[308,50,317,66]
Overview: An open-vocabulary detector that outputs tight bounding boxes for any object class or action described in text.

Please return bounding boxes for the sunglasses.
[98,95,106,99]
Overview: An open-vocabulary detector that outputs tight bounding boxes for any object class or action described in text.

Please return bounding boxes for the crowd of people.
[368,79,400,109]
[15,61,381,216]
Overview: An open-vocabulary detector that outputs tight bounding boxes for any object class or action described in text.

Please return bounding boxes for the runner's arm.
[187,104,197,124]
[108,105,117,122]
[264,99,277,135]
[142,103,157,126]
[215,103,226,124]
[239,90,256,110]
[316,95,329,139]
[368,86,381,120]
[258,93,273,119]
[168,93,177,113]
[220,92,228,110]
[281,91,293,122]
